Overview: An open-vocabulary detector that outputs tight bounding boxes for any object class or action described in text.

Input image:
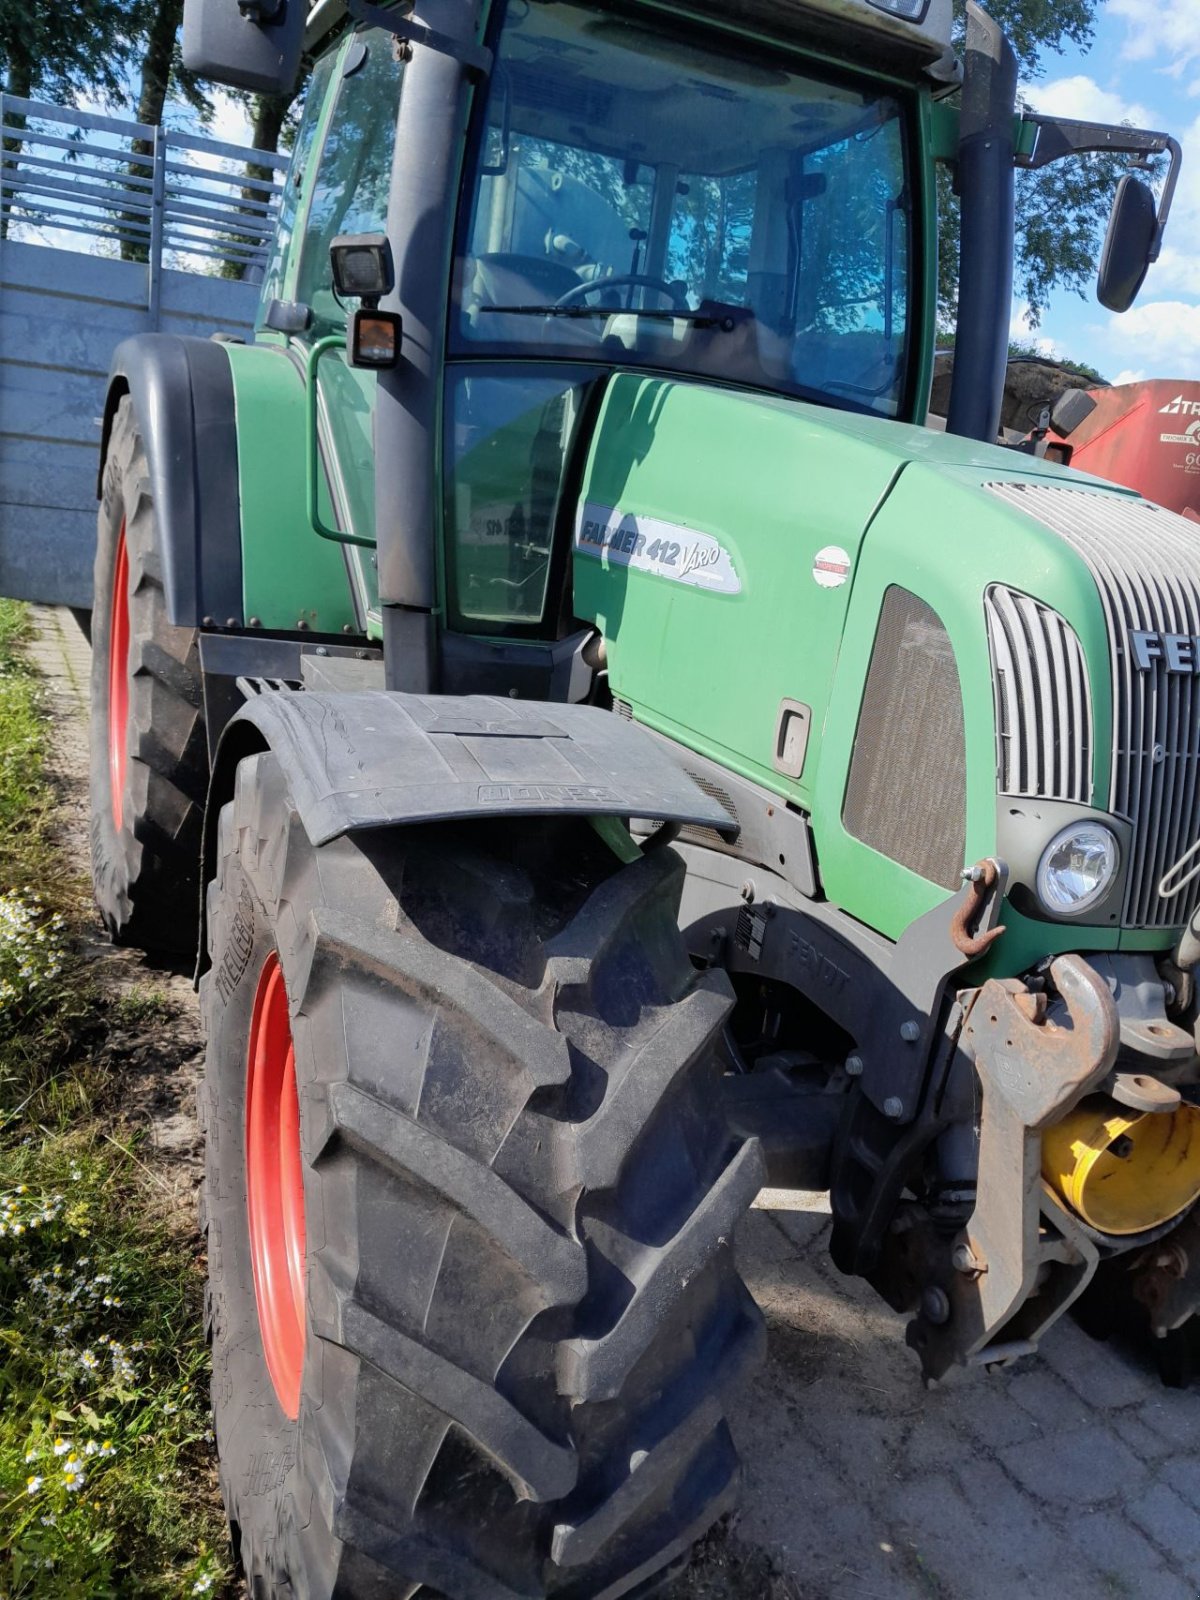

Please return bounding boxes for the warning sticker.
[812,545,852,589]
[574,503,741,595]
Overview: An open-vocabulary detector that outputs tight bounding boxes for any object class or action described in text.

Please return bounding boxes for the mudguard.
[198,687,732,967]
[100,334,244,628]
[232,688,731,842]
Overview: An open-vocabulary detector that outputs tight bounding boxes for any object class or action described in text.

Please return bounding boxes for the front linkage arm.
[908,956,1120,1380]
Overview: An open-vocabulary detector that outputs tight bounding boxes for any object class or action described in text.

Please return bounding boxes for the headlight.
[1036,823,1119,917]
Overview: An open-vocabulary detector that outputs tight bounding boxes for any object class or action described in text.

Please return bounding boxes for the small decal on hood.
[812,545,851,589]
[575,503,741,594]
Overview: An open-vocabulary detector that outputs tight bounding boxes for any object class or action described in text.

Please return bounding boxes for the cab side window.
[296,31,404,329]
[256,49,337,325]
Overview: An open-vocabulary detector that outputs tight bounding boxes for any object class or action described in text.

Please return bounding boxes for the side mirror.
[182,0,305,95]
[1097,174,1157,313]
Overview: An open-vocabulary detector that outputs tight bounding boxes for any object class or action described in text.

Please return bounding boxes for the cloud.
[1101,301,1200,375]
[1021,75,1152,129]
[1110,368,1148,386]
[1111,0,1200,82]
[1130,113,1200,299]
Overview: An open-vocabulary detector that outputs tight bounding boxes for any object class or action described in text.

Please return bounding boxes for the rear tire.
[90,395,208,956]
[202,750,765,1599]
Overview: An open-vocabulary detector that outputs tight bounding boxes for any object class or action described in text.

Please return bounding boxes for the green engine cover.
[573,372,1145,969]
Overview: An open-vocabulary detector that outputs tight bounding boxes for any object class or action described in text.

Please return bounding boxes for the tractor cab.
[454,0,918,416]
[442,0,924,630]
[267,0,947,655]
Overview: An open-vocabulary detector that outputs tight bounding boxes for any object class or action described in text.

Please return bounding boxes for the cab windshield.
[451,0,915,415]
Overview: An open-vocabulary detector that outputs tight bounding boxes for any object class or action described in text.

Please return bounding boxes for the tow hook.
[906,955,1119,1380]
[951,858,1007,959]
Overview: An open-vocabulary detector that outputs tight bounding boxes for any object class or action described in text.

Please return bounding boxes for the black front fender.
[197,689,733,974]
[100,334,243,628]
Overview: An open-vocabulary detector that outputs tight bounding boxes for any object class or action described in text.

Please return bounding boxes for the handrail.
[306,336,377,549]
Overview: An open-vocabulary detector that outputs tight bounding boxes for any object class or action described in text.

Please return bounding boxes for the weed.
[109,991,174,1031]
[0,606,230,1597]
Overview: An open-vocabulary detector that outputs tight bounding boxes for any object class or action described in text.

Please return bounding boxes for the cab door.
[284,27,406,631]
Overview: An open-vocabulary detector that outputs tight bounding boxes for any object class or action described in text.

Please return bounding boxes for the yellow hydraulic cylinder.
[1042,1095,1200,1236]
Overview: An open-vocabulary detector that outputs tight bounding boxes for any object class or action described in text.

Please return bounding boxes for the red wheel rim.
[107,520,130,832]
[245,953,307,1418]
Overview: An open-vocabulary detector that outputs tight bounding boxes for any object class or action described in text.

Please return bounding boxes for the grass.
[0,601,230,1598]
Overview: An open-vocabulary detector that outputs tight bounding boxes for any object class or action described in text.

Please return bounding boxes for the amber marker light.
[348,309,402,369]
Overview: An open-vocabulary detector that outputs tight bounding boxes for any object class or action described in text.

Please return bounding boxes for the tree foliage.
[937,0,1137,329]
[0,0,142,104]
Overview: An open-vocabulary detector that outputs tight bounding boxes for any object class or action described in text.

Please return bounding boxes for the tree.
[1,0,143,240]
[0,0,140,104]
[938,0,1132,329]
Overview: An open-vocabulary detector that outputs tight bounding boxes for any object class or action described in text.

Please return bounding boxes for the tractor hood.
[572,372,1135,814]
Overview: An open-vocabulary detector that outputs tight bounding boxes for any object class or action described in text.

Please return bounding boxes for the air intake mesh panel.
[984,585,1093,803]
[987,481,1200,928]
[843,587,966,890]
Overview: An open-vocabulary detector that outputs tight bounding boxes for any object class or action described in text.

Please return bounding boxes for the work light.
[329,233,394,302]
[329,233,401,369]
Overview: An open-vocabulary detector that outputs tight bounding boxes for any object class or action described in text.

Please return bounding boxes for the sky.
[1015,0,1200,382]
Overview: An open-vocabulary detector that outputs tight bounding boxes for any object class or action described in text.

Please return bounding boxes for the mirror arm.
[1016,118,1183,259]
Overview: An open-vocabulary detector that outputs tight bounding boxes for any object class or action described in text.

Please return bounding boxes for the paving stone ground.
[33,607,1200,1600]
[733,1189,1200,1599]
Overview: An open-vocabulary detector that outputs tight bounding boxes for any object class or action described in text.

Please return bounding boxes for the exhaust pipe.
[946,2,1018,445]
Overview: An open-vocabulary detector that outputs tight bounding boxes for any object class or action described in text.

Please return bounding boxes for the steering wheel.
[554,274,688,312]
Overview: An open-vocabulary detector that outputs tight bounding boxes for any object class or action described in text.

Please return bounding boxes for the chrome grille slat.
[1169,579,1200,919]
[983,585,1092,805]
[1041,598,1070,797]
[987,589,1023,790]
[1021,594,1057,788]
[987,482,1200,927]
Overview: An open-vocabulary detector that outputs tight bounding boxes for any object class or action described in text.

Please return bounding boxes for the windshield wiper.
[478,304,740,330]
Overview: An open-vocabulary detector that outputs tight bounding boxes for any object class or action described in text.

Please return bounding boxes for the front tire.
[202,750,765,1599]
[90,395,207,956]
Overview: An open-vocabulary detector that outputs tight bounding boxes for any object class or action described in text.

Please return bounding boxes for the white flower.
[51,1438,70,1456]
[25,1475,42,1495]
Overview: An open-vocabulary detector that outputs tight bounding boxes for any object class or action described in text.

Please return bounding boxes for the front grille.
[987,482,1200,928]
[984,585,1093,803]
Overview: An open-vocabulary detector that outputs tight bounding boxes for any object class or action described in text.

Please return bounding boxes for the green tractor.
[89,0,1195,1590]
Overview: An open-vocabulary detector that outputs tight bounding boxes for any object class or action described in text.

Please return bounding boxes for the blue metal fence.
[0,98,287,606]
